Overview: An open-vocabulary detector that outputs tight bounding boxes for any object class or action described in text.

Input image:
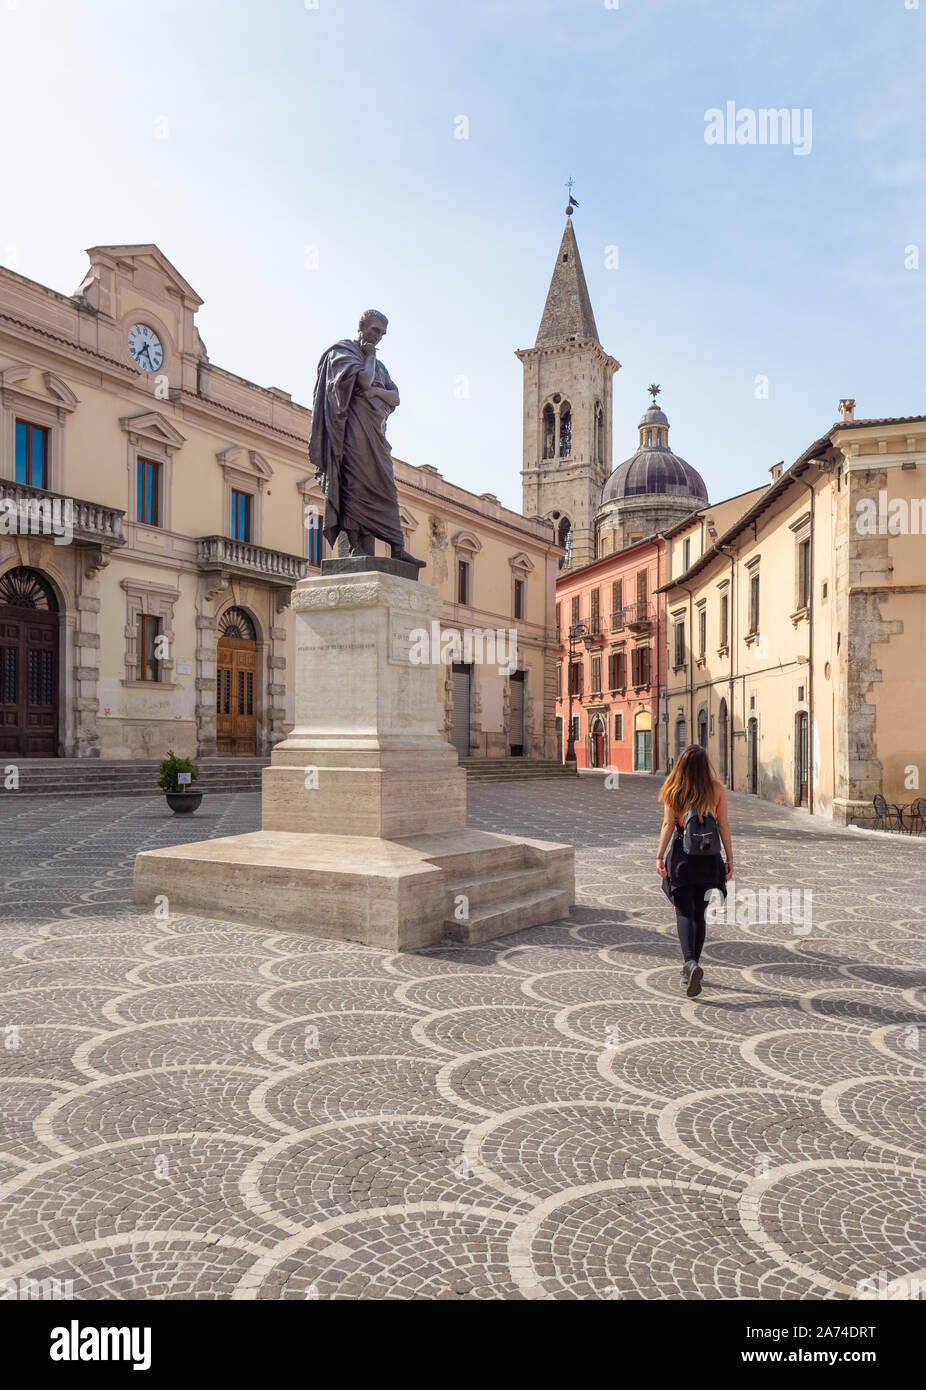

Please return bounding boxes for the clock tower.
[517,208,619,570]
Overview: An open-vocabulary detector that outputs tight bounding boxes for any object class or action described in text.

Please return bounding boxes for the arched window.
[0,567,58,611]
[542,404,555,460]
[557,516,571,551]
[559,403,572,458]
[698,708,708,748]
[595,403,603,464]
[218,606,257,640]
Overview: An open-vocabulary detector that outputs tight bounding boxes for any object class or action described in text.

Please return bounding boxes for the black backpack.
[681,807,721,856]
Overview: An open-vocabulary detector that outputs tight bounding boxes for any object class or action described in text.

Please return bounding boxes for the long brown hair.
[660,744,718,820]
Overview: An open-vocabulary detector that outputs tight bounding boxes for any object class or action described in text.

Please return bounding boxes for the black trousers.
[673,884,709,963]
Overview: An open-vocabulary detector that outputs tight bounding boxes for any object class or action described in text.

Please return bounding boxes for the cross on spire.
[565,177,579,216]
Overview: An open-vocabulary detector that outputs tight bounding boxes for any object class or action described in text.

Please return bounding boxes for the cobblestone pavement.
[1,774,925,1300]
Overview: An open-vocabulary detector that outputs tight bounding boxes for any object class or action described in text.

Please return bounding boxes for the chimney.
[769,461,784,482]
[838,397,856,423]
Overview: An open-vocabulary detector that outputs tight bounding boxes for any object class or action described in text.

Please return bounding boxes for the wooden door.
[216,636,257,755]
[796,712,809,807]
[0,568,58,758]
[509,671,525,756]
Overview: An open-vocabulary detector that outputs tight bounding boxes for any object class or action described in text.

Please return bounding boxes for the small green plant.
[157,750,200,793]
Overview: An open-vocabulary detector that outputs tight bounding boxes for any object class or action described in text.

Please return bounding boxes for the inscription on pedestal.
[389,612,423,667]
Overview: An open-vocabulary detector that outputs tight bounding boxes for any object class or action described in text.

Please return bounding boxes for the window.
[609,649,626,690]
[306,512,323,566]
[683,537,691,571]
[719,592,729,647]
[698,709,708,748]
[559,403,572,458]
[675,717,688,757]
[590,587,600,633]
[698,606,707,659]
[571,595,580,627]
[571,715,580,743]
[136,614,161,682]
[614,712,624,742]
[231,489,252,542]
[556,660,562,696]
[595,403,603,464]
[513,578,525,620]
[590,655,601,692]
[15,420,48,488]
[136,458,161,526]
[636,570,647,605]
[457,559,470,605]
[748,571,760,635]
[632,646,651,687]
[555,603,561,642]
[569,660,583,696]
[611,579,623,627]
[674,620,686,667]
[797,538,811,609]
[542,404,555,460]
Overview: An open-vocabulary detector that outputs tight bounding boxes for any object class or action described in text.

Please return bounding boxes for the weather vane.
[648,383,661,404]
[565,176,579,216]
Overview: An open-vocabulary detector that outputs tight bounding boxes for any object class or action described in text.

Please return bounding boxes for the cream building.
[660,402,926,824]
[0,244,560,765]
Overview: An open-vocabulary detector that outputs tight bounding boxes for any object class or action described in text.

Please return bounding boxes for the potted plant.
[158,750,203,814]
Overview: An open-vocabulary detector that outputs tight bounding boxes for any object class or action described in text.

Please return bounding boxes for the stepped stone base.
[133,827,573,950]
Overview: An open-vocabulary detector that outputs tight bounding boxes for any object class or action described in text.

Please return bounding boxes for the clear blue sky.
[1,0,923,511]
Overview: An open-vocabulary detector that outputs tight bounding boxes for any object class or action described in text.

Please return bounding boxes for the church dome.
[602,389,707,504]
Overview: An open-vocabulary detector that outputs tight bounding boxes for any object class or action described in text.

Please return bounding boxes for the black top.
[661,829,727,903]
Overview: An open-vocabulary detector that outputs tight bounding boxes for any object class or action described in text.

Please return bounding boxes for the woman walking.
[656,744,733,997]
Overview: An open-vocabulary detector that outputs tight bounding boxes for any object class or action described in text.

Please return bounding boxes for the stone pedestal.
[133,562,574,949]
[261,567,466,838]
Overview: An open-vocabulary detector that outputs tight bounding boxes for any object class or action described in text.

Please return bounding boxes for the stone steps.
[461,759,576,783]
[7,758,269,798]
[445,864,549,911]
[444,887,572,945]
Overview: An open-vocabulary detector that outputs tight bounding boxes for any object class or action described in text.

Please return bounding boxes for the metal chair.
[872,795,902,832]
[907,798,926,836]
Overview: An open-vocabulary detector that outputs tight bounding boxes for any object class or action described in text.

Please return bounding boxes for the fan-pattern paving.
[0,777,924,1300]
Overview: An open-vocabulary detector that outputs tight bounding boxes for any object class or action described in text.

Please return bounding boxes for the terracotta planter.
[165,791,203,814]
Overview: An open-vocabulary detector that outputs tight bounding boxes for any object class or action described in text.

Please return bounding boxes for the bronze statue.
[309,310,423,566]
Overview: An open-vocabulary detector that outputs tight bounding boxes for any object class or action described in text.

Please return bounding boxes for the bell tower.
[517,203,619,569]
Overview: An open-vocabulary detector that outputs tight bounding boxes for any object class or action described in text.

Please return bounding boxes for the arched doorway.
[0,567,59,758]
[589,714,606,768]
[697,708,708,749]
[216,607,258,755]
[634,709,653,771]
[795,711,809,807]
[717,698,729,782]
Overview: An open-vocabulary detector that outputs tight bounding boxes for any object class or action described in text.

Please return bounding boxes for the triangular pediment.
[119,411,186,450]
[85,243,203,307]
[398,505,419,531]
[508,550,535,573]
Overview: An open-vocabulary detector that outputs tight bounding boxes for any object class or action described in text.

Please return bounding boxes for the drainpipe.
[715,543,737,789]
[677,582,695,748]
[800,471,816,814]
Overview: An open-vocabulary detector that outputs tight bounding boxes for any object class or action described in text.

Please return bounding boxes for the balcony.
[196,535,307,586]
[622,600,653,630]
[0,478,125,549]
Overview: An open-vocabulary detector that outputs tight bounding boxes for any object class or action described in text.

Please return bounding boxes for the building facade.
[554,535,666,771]
[660,403,926,823]
[0,244,560,763]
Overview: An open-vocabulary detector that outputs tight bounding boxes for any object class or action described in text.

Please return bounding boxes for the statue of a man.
[309,310,423,565]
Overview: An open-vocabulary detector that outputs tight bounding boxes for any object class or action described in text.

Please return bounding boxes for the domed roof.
[603,447,708,503]
[639,403,668,426]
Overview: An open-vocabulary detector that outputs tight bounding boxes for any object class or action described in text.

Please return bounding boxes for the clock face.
[128,323,163,373]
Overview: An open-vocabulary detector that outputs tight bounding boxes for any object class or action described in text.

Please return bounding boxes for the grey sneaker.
[686,964,704,998]
[681,959,696,991]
